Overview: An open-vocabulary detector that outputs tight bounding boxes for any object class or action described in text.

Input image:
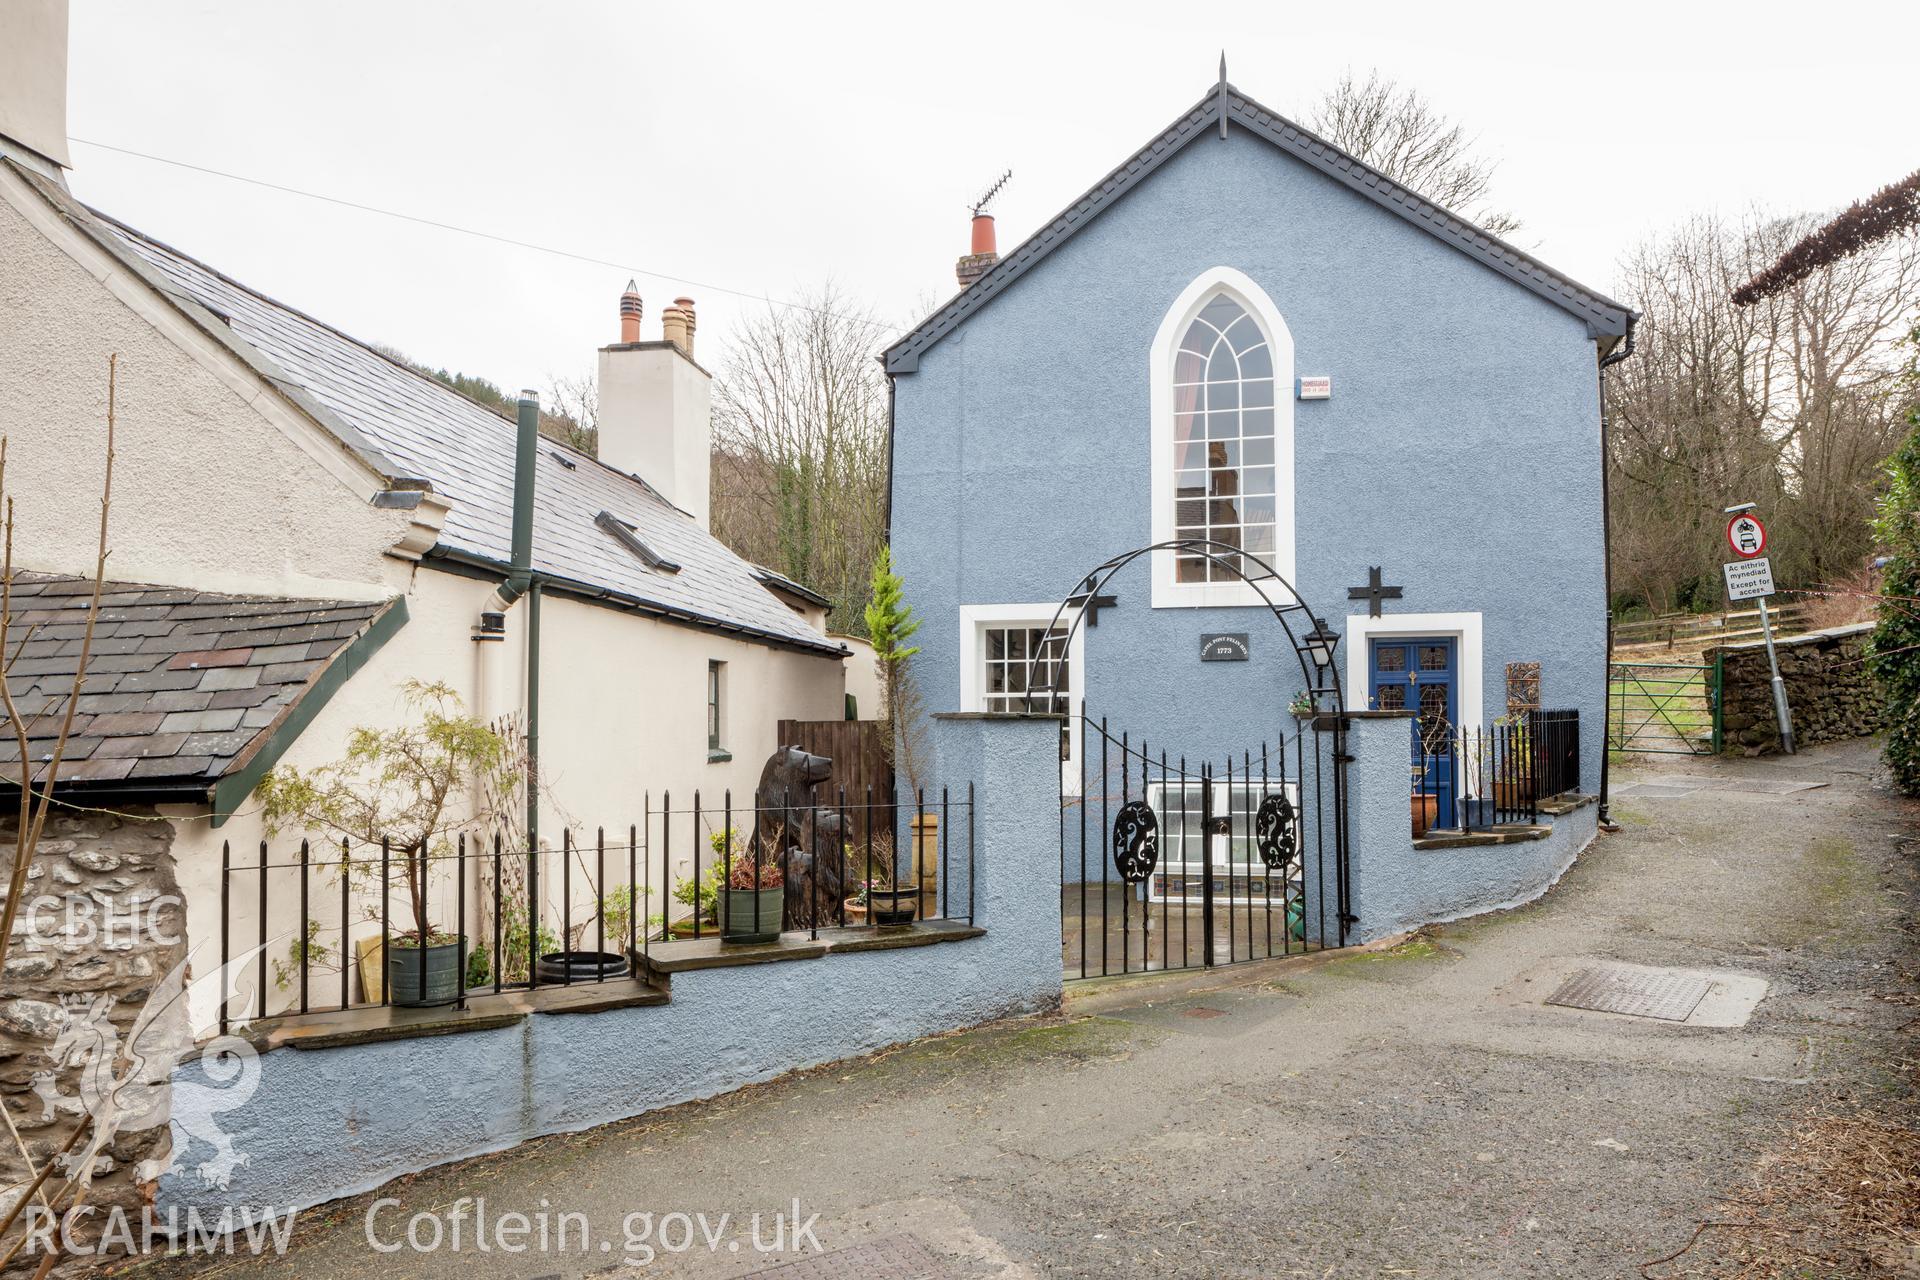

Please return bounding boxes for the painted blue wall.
[892,125,1608,792]
[1342,715,1595,942]
[162,717,1064,1220]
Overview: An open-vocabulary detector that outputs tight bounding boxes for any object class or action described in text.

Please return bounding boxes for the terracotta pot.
[1411,794,1438,838]
[1494,779,1535,812]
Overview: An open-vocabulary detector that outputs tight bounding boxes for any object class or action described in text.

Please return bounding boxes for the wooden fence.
[1612,601,1813,654]
[776,718,893,848]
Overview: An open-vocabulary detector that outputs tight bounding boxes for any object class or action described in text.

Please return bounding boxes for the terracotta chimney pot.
[619,279,643,344]
[970,213,996,256]
[957,212,1001,288]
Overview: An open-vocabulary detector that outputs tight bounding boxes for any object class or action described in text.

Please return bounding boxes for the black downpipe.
[499,392,540,607]
[882,369,897,540]
[526,578,542,955]
[497,392,542,935]
[1595,320,1637,828]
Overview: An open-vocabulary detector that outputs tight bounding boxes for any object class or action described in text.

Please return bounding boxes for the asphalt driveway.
[121,738,1918,1279]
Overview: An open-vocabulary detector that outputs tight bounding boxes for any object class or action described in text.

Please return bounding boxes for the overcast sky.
[61,1,1919,397]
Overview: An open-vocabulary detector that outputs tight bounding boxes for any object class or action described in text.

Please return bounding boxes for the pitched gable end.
[884,82,1633,374]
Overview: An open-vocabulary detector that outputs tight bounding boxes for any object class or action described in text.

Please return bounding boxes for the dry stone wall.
[1707,622,1884,755]
[0,807,186,1272]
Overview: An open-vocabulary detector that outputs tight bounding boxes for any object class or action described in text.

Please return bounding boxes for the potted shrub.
[258,681,520,1009]
[662,860,723,939]
[1492,713,1536,812]
[719,853,785,944]
[842,837,897,924]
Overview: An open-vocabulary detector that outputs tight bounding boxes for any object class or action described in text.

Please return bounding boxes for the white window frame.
[1143,776,1302,905]
[958,603,1085,794]
[1149,267,1297,609]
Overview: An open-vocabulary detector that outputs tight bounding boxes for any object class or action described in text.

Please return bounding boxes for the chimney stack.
[597,284,712,527]
[956,213,998,289]
[0,0,74,187]
[618,280,643,344]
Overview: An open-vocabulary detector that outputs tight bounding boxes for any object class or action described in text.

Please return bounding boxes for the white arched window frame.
[1149,267,1296,609]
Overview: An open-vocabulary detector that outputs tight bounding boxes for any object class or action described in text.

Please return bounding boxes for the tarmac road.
[120,737,1917,1279]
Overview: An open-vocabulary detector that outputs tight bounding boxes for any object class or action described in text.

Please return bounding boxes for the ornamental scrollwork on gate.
[1111,800,1159,884]
[1254,792,1295,870]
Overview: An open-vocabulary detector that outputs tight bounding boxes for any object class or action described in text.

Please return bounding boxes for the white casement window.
[958,603,1085,793]
[1144,777,1301,905]
[1149,268,1296,608]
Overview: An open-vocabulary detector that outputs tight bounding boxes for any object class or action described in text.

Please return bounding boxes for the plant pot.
[843,897,869,924]
[1462,798,1497,831]
[1493,779,1535,812]
[535,951,629,984]
[385,937,466,1008]
[719,885,785,944]
[866,887,919,928]
[1410,794,1438,839]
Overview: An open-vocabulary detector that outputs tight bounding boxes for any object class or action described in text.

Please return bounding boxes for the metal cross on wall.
[1347,566,1404,618]
[1065,577,1118,626]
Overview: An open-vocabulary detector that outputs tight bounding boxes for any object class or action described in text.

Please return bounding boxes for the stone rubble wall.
[0,808,186,1272]
[1706,622,1884,755]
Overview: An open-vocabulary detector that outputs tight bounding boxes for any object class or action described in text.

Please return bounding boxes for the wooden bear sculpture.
[750,746,846,931]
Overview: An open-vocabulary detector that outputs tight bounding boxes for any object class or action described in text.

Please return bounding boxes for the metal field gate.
[1607,657,1723,756]
[1060,713,1351,979]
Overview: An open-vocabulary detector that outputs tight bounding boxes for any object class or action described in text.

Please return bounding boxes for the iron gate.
[1608,658,1723,756]
[1020,537,1357,981]
[1060,711,1352,979]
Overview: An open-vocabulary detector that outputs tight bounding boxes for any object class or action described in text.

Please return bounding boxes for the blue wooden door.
[1367,638,1459,827]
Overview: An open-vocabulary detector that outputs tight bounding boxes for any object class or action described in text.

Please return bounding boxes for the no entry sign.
[1726,513,1767,558]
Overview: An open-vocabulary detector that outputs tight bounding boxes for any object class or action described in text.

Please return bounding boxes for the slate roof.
[884,79,1636,374]
[5,162,844,659]
[0,573,395,796]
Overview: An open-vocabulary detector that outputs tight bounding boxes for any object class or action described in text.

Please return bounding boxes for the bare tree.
[1605,212,1920,612]
[710,283,893,635]
[1305,71,1522,237]
[541,371,598,456]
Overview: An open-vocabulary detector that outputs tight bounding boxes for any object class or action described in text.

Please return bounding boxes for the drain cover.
[742,1234,952,1279]
[1546,966,1710,1021]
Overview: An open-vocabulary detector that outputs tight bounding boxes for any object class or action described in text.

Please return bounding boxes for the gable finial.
[1217,52,1229,140]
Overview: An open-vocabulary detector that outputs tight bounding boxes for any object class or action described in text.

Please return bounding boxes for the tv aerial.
[970,170,1012,217]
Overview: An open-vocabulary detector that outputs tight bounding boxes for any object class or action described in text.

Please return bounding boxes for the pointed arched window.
[1151,269,1294,607]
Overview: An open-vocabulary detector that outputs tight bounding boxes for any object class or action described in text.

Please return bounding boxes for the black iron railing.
[1411,708,1582,837]
[217,786,975,1033]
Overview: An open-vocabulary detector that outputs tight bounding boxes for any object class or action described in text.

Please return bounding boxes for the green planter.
[719,886,784,944]
[386,937,466,1007]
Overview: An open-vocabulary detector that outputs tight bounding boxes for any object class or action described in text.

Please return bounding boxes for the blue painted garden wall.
[891,126,1608,793]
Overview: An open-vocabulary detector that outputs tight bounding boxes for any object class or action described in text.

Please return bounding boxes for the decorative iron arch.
[1023,536,1342,711]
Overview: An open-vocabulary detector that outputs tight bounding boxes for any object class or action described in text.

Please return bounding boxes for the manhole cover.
[1546,966,1710,1021]
[742,1233,952,1279]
